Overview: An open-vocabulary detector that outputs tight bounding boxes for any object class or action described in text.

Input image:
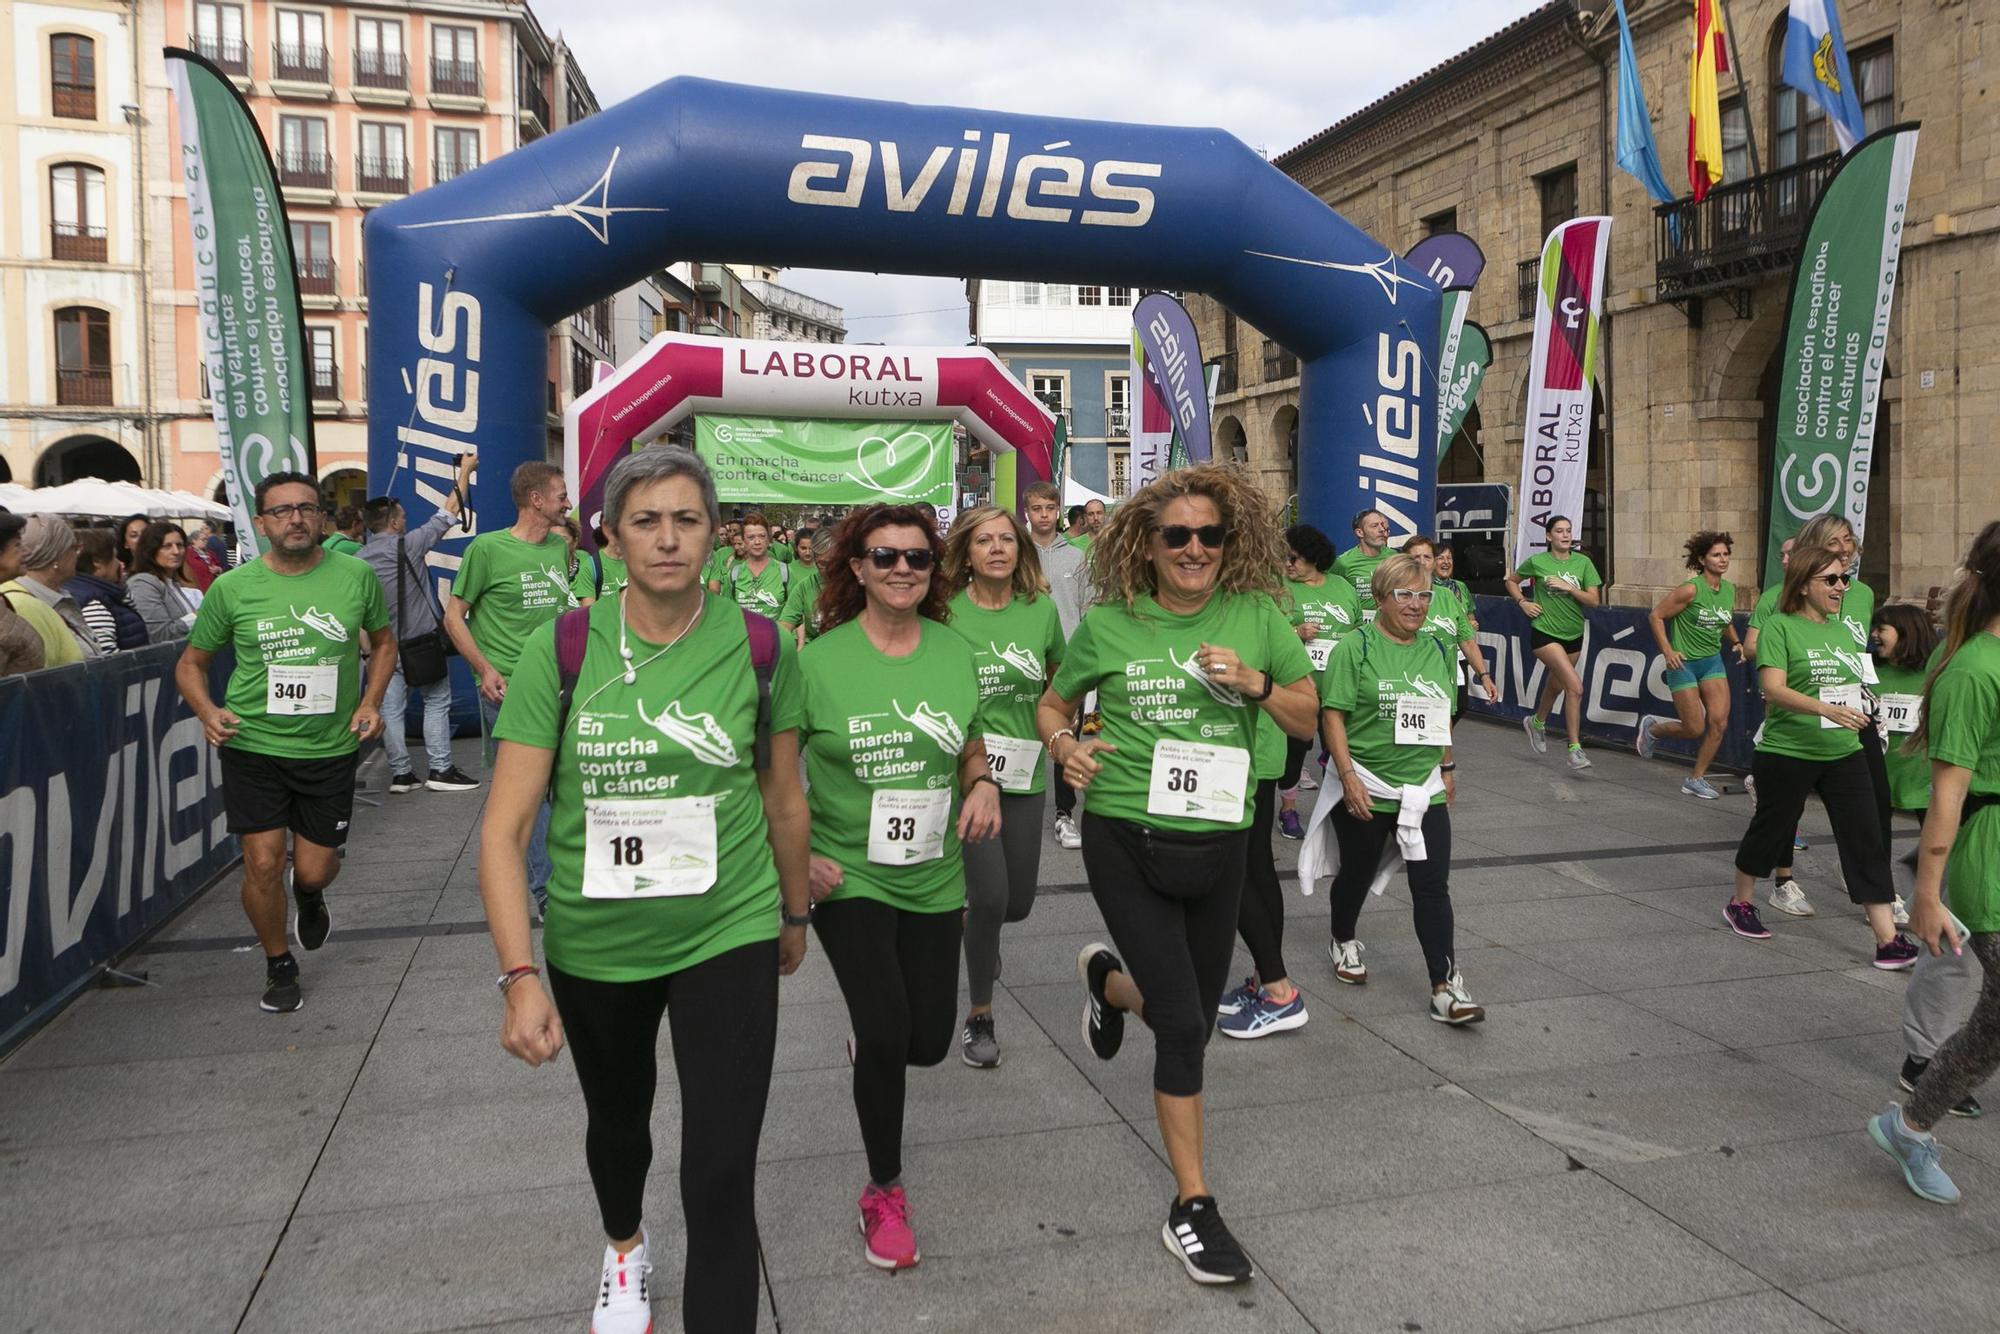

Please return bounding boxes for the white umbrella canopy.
[0,482,35,512]
[1,479,231,522]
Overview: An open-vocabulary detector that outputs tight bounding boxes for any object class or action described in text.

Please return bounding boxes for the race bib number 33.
[867,788,950,865]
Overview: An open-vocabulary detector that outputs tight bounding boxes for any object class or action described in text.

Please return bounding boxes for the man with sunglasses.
[175,472,394,1014]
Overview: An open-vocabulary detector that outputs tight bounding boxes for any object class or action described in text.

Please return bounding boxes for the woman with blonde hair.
[940,504,1066,1068]
[1036,464,1315,1285]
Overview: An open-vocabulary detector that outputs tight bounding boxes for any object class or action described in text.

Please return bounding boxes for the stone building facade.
[1189,0,1997,607]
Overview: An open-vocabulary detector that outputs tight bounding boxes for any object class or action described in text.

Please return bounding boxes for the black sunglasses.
[1157,523,1231,550]
[1815,572,1854,587]
[864,546,934,572]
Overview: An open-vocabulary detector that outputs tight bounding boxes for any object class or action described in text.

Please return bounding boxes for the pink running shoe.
[858,1182,919,1270]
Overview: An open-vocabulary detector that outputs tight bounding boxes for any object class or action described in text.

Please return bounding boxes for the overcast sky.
[536,0,1549,345]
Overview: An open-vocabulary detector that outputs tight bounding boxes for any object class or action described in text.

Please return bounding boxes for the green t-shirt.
[799,618,980,914]
[1748,583,1782,639]
[947,589,1066,796]
[1927,633,2000,932]
[1833,576,1875,655]
[189,552,388,759]
[1334,547,1391,615]
[1070,532,1093,552]
[492,594,802,982]
[1320,626,1456,812]
[451,531,577,677]
[778,564,825,639]
[1050,591,1312,833]
[1420,579,1470,655]
[1874,658,1932,812]
[716,558,789,617]
[1754,612,1868,761]
[1282,576,1361,645]
[703,548,733,584]
[770,542,793,563]
[1436,577,1476,633]
[571,551,627,602]
[1515,551,1601,642]
[1670,575,1736,660]
[321,534,361,556]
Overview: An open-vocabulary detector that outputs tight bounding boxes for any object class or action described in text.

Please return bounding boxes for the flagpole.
[1713,0,1765,182]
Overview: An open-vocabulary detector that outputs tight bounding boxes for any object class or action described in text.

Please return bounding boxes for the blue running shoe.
[1218,989,1308,1039]
[1869,1104,1961,1205]
[1216,977,1259,1017]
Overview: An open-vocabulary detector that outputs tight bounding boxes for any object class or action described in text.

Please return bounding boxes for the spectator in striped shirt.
[65,526,149,654]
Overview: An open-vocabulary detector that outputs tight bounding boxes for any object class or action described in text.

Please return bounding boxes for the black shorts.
[220,748,360,848]
[1529,628,1583,655]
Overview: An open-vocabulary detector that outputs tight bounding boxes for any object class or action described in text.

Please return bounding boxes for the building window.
[1855,45,1896,135]
[1774,41,1891,171]
[1422,207,1458,238]
[1262,339,1297,382]
[277,116,331,188]
[194,3,248,75]
[274,9,328,82]
[291,220,334,295]
[571,341,595,397]
[1106,373,1130,439]
[198,360,211,401]
[1535,163,1577,240]
[1030,373,1066,420]
[50,163,107,262]
[357,122,408,192]
[434,127,478,183]
[1045,283,1072,306]
[1719,98,1751,182]
[1017,282,1040,306]
[50,35,95,119]
[1077,285,1103,307]
[55,307,112,405]
[639,296,660,341]
[1108,447,1130,500]
[308,326,337,399]
[355,17,406,88]
[517,54,550,128]
[430,24,480,97]
[1107,285,1132,306]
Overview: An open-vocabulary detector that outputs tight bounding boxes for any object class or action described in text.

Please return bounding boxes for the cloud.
[538,0,1547,343]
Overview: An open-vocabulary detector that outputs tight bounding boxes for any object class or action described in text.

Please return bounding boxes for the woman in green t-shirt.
[1271,523,1353,840]
[1506,515,1602,770]
[1035,463,1317,1286]
[1403,534,1498,723]
[1433,542,1482,716]
[1724,544,1915,968]
[776,527,824,648]
[940,504,1066,1069]
[1637,531,1743,800]
[1313,552,1484,1026]
[799,502,1000,1273]
[1870,522,2000,1205]
[481,446,813,1334]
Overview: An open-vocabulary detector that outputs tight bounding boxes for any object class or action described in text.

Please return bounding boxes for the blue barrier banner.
[0,643,237,1047]
[1464,595,1764,772]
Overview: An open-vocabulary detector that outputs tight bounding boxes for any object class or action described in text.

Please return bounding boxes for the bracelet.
[1337,768,1356,780]
[1046,728,1075,756]
[1440,762,1457,772]
[496,964,539,993]
[967,773,1000,795]
[780,906,813,927]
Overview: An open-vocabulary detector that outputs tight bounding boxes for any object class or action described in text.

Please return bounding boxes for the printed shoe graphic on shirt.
[541,565,582,608]
[992,641,1044,679]
[290,605,350,642]
[1168,647,1245,708]
[1397,674,1452,704]
[636,698,738,767]
[896,700,966,755]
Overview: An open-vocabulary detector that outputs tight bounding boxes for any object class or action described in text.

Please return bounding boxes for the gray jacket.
[359,510,458,640]
[125,573,198,644]
[1032,535,1091,638]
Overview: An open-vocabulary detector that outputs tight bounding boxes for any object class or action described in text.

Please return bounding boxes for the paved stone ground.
[4,718,1999,1333]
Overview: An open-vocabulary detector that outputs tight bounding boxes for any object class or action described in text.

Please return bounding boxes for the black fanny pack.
[1128,821,1245,901]
[1965,791,1999,822]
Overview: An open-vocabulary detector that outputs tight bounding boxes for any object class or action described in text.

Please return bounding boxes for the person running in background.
[711,513,789,616]
[1038,464,1315,1284]
[482,445,811,1333]
[1637,531,1742,800]
[800,503,999,1272]
[1404,534,1498,724]
[66,527,148,654]
[1333,508,1392,621]
[942,504,1065,1068]
[777,526,823,648]
[1274,523,1356,840]
[1433,541,1483,718]
[1023,483,1091,851]
[321,506,364,556]
[1869,521,2000,1205]
[1507,515,1600,771]
[1723,542,1916,968]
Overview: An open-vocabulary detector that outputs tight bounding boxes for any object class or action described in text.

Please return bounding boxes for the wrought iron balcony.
[434,153,479,184]
[296,257,336,297]
[52,83,94,119]
[356,154,408,194]
[1105,407,1130,439]
[1210,352,1237,396]
[430,58,481,98]
[1262,344,1297,383]
[57,366,114,406]
[354,49,407,90]
[273,42,328,83]
[277,150,333,190]
[194,35,248,76]
[519,73,551,129]
[51,222,107,263]
[1655,151,1841,320]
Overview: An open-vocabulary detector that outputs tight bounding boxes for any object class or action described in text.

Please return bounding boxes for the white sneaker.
[1566,745,1592,771]
[1055,813,1082,850]
[1430,972,1485,1025]
[1296,769,1320,791]
[593,1233,653,1334]
[1328,938,1367,985]
[1635,715,1659,760]
[1523,715,1547,755]
[1767,880,1816,917]
[1892,895,1911,927]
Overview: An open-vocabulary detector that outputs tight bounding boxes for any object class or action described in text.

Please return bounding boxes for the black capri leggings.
[1237,779,1288,984]
[547,940,778,1334]
[1280,736,1311,792]
[1327,802,1458,986]
[1735,748,1894,903]
[813,895,963,1186]
[1080,812,1247,1097]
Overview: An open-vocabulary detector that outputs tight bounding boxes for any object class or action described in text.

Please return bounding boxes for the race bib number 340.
[267,662,337,715]
[1146,740,1249,824]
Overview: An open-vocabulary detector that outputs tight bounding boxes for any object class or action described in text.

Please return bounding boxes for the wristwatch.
[781,906,813,927]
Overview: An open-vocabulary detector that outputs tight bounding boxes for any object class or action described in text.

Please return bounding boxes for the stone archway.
[34,434,139,486]
[1215,415,1247,465]
[321,466,367,512]
[1271,403,1300,507]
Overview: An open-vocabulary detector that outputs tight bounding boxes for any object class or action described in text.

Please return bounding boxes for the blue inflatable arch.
[365,77,1438,569]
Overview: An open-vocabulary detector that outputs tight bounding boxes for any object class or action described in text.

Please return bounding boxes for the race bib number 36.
[267,662,337,715]
[583,796,718,899]
[982,734,1040,793]
[1146,740,1249,824]
[867,788,950,865]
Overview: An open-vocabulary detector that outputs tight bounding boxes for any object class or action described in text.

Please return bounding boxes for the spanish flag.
[1687,0,1730,201]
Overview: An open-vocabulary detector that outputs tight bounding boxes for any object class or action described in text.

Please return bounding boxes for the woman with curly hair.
[800,502,1000,1272]
[1035,464,1316,1285]
[1636,531,1744,799]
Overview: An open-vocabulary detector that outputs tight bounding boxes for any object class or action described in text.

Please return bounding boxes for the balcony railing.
[1104,407,1130,439]
[1262,345,1298,382]
[356,153,408,194]
[430,57,481,98]
[310,358,338,400]
[520,73,551,127]
[1655,152,1842,311]
[1518,257,1541,321]
[51,222,107,263]
[57,366,113,406]
[273,42,329,82]
[52,83,94,119]
[296,257,336,297]
[194,35,248,76]
[277,150,333,190]
[434,154,479,184]
[1210,353,1237,396]
[354,49,407,89]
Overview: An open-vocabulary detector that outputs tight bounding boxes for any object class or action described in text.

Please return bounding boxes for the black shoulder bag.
[396,535,451,687]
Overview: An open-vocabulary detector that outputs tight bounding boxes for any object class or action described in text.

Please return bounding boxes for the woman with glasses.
[1636,532,1743,800]
[127,521,206,643]
[1506,515,1600,770]
[1723,544,1917,969]
[940,504,1065,1069]
[1037,464,1315,1285]
[1401,534,1497,723]
[800,503,1000,1272]
[1307,554,1483,1024]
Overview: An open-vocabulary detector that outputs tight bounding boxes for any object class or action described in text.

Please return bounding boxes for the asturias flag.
[1783,0,1867,153]
[1687,0,1730,202]
[1615,0,1675,207]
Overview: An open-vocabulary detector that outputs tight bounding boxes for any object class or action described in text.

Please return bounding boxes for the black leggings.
[1238,779,1288,983]
[1081,812,1246,1097]
[547,942,777,1334]
[1859,720,1894,847]
[1327,803,1458,986]
[1735,749,1893,903]
[812,896,962,1186]
[1279,737,1311,792]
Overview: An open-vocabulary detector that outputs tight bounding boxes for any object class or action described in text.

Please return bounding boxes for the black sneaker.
[293,889,332,952]
[1077,942,1125,1061]
[1899,1056,1985,1119]
[260,957,302,1014]
[961,1013,1001,1069]
[388,770,422,794]
[1162,1195,1253,1284]
[427,765,480,792]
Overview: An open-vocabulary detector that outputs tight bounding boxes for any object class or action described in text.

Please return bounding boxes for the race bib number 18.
[582,796,718,899]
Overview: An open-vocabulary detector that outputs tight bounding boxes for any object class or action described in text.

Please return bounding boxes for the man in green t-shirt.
[175,472,394,1015]
[1333,508,1392,616]
[321,505,364,556]
[709,513,789,615]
